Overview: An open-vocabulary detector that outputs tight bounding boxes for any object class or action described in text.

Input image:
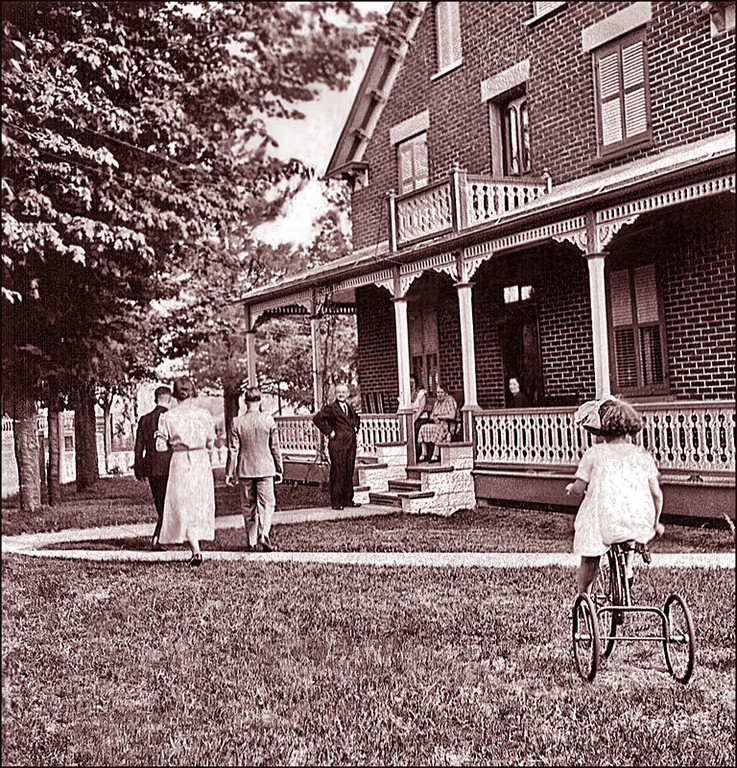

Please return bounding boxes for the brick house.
[240,1,735,517]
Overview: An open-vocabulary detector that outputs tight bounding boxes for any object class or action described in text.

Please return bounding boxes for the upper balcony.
[391,170,552,249]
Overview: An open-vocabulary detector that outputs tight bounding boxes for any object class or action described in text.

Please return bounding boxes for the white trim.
[389,110,431,146]
[526,1,566,26]
[480,60,530,102]
[430,59,464,81]
[582,2,652,52]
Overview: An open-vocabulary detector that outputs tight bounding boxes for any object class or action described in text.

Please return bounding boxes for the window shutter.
[610,269,632,327]
[398,141,414,194]
[634,265,658,323]
[436,1,461,71]
[610,269,637,388]
[622,40,647,137]
[414,136,429,188]
[598,50,623,146]
[535,1,564,15]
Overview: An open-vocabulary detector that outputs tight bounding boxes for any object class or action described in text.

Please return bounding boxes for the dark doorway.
[498,299,542,406]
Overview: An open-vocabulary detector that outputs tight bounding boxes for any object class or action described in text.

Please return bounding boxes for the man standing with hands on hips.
[312,383,361,510]
[226,386,283,552]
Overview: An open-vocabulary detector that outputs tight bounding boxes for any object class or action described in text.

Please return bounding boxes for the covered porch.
[240,135,735,518]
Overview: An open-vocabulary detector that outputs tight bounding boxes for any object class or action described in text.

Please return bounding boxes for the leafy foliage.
[2,1,378,500]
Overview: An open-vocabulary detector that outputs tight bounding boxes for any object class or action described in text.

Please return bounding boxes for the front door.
[408,302,439,393]
[499,302,542,405]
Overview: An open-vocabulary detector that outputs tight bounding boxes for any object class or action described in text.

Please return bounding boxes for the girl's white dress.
[573,441,660,557]
[155,401,216,545]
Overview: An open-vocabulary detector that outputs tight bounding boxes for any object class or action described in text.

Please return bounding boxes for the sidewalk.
[2,505,735,569]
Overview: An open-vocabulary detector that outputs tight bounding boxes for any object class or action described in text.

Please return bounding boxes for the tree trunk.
[73,383,99,491]
[12,391,42,512]
[47,398,62,506]
[102,394,113,473]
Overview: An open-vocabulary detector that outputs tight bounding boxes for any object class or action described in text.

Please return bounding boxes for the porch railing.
[275,413,404,458]
[474,401,736,475]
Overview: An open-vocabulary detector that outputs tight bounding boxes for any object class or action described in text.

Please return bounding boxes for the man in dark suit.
[134,385,173,549]
[312,383,361,510]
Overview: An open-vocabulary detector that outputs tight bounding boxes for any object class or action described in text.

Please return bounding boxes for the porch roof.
[239,131,735,308]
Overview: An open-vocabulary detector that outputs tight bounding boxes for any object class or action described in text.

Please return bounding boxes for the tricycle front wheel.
[572,593,600,681]
[663,593,695,684]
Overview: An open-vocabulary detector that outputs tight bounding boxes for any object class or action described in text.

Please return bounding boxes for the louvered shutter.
[596,31,650,150]
[634,265,664,385]
[414,136,429,188]
[534,1,564,16]
[597,50,623,146]
[611,269,637,388]
[436,1,462,71]
[622,40,648,137]
[398,141,414,194]
[398,134,428,193]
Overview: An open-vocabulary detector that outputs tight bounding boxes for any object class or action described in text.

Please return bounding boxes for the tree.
[2,2,378,509]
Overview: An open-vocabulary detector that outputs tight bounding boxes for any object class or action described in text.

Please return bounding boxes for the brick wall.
[356,285,398,410]
[352,1,735,250]
[660,199,736,400]
[355,195,735,410]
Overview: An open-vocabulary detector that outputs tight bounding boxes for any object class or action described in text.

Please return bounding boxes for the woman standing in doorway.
[155,377,216,567]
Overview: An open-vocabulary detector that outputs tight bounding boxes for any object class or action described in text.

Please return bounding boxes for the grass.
[2,556,734,766]
[4,475,734,556]
[1,473,330,537]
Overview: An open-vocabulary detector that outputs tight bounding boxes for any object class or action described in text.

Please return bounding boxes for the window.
[609,264,668,394]
[533,1,565,18]
[397,133,428,194]
[502,94,532,175]
[593,29,651,156]
[504,284,535,304]
[435,1,462,73]
[409,302,439,393]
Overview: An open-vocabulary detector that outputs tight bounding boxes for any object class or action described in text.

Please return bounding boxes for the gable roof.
[325,1,428,180]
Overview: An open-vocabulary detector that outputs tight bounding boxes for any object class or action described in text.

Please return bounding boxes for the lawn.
[2,556,735,766]
[2,477,735,766]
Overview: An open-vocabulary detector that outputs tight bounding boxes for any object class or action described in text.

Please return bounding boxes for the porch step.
[388,479,422,492]
[406,464,454,481]
[369,490,435,508]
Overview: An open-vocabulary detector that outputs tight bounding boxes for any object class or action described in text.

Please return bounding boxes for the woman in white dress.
[565,397,664,594]
[155,377,216,567]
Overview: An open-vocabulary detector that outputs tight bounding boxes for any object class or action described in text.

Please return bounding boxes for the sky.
[253,1,392,246]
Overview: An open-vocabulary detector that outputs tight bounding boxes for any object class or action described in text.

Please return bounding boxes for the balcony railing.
[392,171,550,248]
[474,401,736,475]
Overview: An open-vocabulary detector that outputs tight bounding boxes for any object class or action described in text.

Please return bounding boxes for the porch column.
[245,330,257,387]
[310,315,324,411]
[393,296,411,409]
[585,252,611,399]
[454,281,479,409]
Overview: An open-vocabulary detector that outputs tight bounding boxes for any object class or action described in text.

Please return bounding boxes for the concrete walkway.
[2,505,735,569]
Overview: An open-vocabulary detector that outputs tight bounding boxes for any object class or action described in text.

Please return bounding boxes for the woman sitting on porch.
[417,384,458,462]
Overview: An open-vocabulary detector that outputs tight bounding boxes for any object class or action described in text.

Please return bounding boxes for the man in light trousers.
[226,387,283,552]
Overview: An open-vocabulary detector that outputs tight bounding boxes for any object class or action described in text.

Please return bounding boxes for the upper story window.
[609,263,668,395]
[397,133,428,194]
[502,94,532,176]
[435,1,462,74]
[533,1,565,18]
[593,28,652,157]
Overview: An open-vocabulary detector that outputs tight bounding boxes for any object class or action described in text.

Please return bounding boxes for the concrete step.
[388,479,422,492]
[368,490,436,508]
[368,493,403,508]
